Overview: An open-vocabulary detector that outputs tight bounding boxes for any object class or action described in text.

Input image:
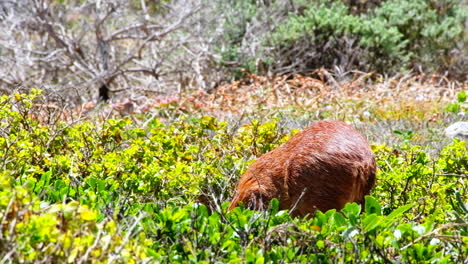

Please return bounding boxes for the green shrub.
[373,0,466,76]
[0,92,292,213]
[219,0,466,78]
[1,91,467,262]
[373,142,467,222]
[267,0,408,74]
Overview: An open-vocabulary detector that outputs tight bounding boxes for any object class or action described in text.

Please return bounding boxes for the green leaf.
[382,204,412,228]
[333,212,348,227]
[342,203,361,226]
[457,91,466,103]
[365,196,382,216]
[446,103,460,113]
[35,171,52,193]
[255,256,265,264]
[363,214,381,232]
[269,198,280,215]
[195,203,209,218]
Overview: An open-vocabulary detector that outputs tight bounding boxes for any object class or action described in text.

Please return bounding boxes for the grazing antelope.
[229,120,376,217]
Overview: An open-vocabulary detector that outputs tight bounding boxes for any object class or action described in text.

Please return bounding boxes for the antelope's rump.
[229,120,376,217]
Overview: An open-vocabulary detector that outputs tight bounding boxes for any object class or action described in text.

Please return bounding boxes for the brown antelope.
[229,120,376,217]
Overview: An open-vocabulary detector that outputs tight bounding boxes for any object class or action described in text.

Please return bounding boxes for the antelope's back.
[284,121,376,216]
[229,120,376,217]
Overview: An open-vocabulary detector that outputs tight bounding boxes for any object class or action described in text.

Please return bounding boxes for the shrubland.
[0,0,467,263]
[261,0,466,76]
[0,77,467,262]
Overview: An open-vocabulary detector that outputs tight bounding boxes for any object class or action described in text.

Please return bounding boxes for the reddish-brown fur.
[229,120,376,217]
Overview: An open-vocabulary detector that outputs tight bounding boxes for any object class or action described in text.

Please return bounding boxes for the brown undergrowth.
[178,71,466,121]
[24,71,466,125]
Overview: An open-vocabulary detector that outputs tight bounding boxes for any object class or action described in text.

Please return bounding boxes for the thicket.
[220,0,466,78]
[0,91,466,263]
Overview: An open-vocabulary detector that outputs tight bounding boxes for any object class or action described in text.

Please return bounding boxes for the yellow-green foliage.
[0,92,466,263]
[0,92,293,210]
[0,173,151,263]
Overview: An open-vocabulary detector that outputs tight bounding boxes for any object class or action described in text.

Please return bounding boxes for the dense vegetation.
[0,87,466,263]
[208,0,467,80]
[0,0,467,263]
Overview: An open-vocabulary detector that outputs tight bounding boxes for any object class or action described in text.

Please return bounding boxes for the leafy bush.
[372,0,466,76]
[221,0,466,78]
[0,91,467,262]
[267,0,408,74]
[0,91,293,213]
[373,142,467,219]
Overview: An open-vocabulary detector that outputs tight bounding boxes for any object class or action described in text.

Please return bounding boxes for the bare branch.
[105,24,164,42]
